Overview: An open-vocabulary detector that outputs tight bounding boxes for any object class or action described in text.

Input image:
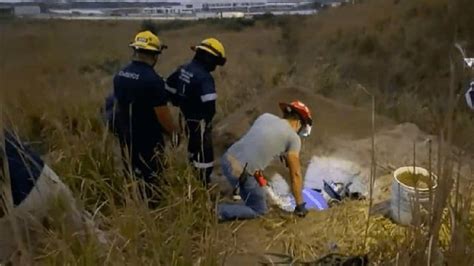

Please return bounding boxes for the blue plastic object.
[289,188,328,210]
[303,188,329,210]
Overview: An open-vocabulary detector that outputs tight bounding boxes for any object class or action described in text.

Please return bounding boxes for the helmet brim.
[130,42,167,52]
[191,45,226,66]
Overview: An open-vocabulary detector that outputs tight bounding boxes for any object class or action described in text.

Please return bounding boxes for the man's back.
[226,113,301,173]
[166,60,216,122]
[113,61,167,145]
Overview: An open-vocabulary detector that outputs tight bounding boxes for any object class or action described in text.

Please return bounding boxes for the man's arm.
[154,106,177,136]
[165,70,181,107]
[150,77,178,136]
[286,151,304,205]
[199,75,217,123]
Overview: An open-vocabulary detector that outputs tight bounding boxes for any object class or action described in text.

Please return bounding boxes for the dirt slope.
[214,86,395,157]
[212,86,445,265]
[213,86,441,195]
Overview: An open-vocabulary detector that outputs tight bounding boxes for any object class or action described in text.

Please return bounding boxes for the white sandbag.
[304,156,367,194]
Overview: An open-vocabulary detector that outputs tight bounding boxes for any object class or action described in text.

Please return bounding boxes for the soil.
[211,86,448,265]
[397,172,432,189]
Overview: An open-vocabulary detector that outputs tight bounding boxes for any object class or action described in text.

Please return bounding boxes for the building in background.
[14,5,41,16]
[314,0,349,8]
[0,5,14,18]
[6,0,330,19]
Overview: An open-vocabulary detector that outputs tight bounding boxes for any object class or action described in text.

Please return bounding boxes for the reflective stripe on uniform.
[200,93,217,102]
[193,161,214,169]
[165,84,177,94]
[186,119,202,123]
[466,84,474,110]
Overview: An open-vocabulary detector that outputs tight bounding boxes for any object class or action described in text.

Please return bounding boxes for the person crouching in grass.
[0,129,104,263]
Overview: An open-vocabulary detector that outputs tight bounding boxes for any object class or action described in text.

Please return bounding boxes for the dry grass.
[288,0,474,147]
[0,18,289,265]
[1,0,474,264]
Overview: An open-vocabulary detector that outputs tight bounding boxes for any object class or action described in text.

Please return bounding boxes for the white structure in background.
[221,11,245,18]
[41,0,319,19]
[176,0,266,11]
[49,8,104,15]
[143,1,254,16]
[266,0,300,9]
[148,0,312,15]
[143,6,191,15]
[14,5,41,16]
[140,0,317,18]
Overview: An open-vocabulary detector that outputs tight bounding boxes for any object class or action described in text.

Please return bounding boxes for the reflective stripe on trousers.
[186,119,214,185]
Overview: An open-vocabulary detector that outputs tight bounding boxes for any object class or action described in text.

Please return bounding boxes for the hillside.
[288,0,474,144]
[1,0,474,264]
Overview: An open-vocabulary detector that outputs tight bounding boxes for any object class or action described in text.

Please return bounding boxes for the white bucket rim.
[393,166,438,192]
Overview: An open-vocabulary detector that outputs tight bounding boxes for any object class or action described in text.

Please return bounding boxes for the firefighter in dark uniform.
[166,38,226,187]
[113,31,177,200]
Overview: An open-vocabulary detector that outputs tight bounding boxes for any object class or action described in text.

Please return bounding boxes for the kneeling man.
[218,101,313,221]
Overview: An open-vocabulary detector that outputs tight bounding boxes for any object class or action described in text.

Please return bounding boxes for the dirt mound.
[214,86,394,161]
[213,87,447,265]
[213,86,445,200]
[328,123,440,200]
[213,86,393,194]
[334,123,437,169]
[213,87,438,196]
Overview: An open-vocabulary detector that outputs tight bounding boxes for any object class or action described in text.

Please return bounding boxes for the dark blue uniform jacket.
[166,60,216,123]
[113,61,168,150]
[1,131,44,206]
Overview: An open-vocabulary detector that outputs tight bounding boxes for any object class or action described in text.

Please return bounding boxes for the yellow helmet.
[129,31,166,53]
[192,38,226,65]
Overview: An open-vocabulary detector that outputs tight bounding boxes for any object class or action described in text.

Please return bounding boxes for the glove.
[294,202,308,217]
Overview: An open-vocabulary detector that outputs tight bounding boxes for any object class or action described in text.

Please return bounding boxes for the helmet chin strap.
[298,123,312,137]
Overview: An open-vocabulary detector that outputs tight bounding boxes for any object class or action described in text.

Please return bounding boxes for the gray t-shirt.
[226,113,301,173]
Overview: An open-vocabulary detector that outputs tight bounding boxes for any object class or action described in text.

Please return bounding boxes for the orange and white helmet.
[279,100,313,137]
